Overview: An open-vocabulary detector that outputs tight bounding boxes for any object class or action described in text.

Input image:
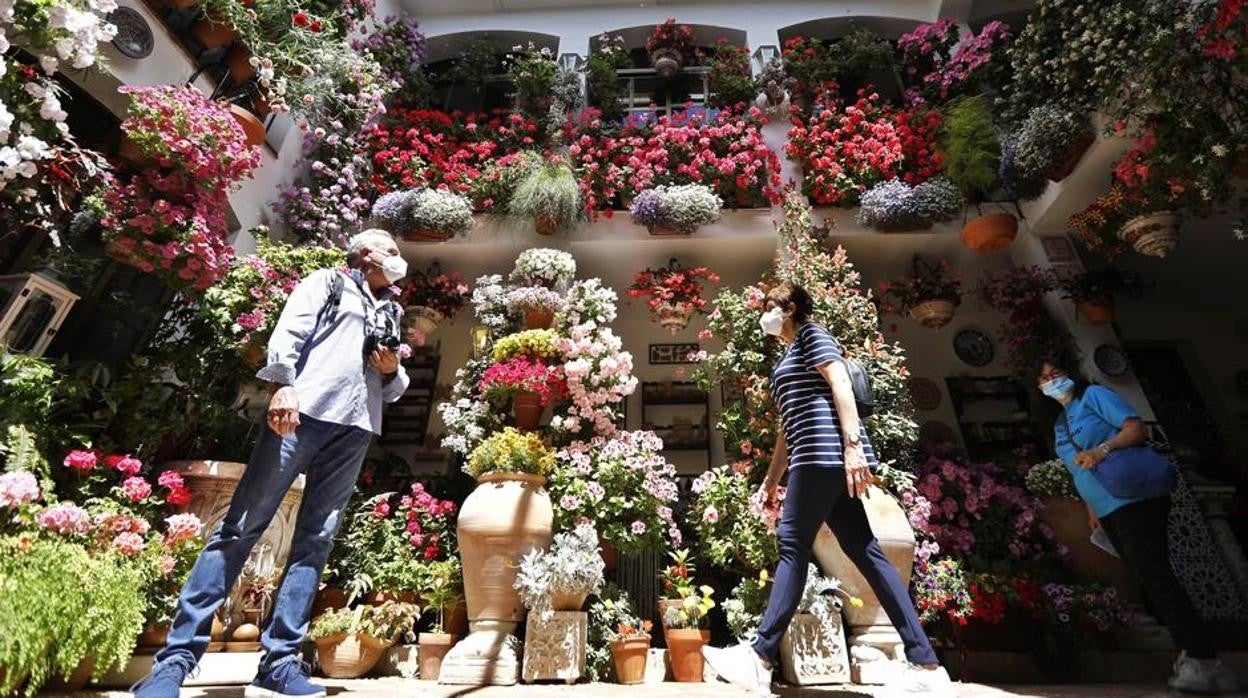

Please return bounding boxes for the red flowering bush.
[628,259,720,317]
[645,18,695,57]
[336,481,459,597]
[781,36,838,101]
[787,91,942,206]
[399,265,471,318]
[478,356,568,406]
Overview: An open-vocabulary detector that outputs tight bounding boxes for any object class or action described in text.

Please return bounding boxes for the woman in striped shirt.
[703,283,951,698]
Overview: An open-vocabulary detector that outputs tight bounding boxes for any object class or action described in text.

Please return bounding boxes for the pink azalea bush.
[898,20,1014,103]
[36,502,91,535]
[549,430,681,554]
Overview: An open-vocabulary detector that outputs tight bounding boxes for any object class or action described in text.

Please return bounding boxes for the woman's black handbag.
[1063,411,1176,500]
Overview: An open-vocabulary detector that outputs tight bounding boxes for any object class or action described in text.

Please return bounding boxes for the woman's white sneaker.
[701,642,774,697]
[882,663,956,698]
[1170,652,1239,695]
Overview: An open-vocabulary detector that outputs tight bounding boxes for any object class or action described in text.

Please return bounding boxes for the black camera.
[363,307,401,355]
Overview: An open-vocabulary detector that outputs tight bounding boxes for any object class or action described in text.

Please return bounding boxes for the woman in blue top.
[703,284,951,698]
[1038,360,1236,695]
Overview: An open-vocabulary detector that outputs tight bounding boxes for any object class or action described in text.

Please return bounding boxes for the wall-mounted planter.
[960,213,1018,254]
[1117,211,1179,258]
[190,15,238,50]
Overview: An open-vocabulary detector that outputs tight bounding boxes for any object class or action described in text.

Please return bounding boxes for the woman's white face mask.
[759,307,785,336]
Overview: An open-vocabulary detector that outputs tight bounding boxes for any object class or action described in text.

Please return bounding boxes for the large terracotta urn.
[439,471,553,685]
[812,487,914,684]
[1038,497,1141,601]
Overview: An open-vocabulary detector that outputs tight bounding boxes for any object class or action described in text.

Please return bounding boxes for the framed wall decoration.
[1040,235,1077,264]
[649,342,700,365]
[1093,344,1131,377]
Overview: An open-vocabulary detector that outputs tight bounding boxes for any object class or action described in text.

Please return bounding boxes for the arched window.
[422,32,559,113]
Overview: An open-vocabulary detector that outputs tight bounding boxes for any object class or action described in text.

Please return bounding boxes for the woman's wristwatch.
[1098,442,1113,456]
[845,430,862,448]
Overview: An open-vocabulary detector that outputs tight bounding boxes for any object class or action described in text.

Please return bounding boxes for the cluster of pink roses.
[371,481,458,562]
[62,449,193,507]
[553,326,638,437]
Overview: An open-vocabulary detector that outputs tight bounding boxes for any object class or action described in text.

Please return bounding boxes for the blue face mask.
[1041,376,1076,400]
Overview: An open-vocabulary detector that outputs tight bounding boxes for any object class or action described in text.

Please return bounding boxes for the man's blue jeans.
[751,466,938,666]
[156,415,372,672]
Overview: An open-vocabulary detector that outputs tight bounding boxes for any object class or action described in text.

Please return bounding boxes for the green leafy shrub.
[938,95,1001,202]
[507,161,584,234]
[465,427,556,479]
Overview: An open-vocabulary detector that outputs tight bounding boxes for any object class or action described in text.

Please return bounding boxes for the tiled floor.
[55,681,1197,698]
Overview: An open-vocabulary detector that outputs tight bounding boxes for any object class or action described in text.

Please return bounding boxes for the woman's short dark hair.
[766,283,814,324]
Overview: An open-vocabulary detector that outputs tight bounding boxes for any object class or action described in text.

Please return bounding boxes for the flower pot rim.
[418,632,457,644]
[476,471,548,487]
[611,635,652,646]
[313,631,389,647]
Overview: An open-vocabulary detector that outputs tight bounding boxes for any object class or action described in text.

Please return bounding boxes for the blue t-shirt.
[771,323,878,471]
[1053,385,1145,518]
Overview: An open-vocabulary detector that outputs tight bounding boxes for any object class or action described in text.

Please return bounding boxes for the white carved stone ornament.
[779,612,851,685]
[522,611,587,684]
[438,630,523,686]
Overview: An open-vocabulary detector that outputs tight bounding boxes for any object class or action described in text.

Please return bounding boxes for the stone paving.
[51,680,1202,698]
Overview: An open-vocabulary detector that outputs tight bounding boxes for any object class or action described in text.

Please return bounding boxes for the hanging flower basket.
[908,299,957,329]
[408,306,444,337]
[650,47,684,78]
[960,212,1018,254]
[314,632,390,679]
[1117,211,1179,258]
[656,301,695,334]
[1076,299,1115,325]
[1047,130,1095,182]
[513,391,544,430]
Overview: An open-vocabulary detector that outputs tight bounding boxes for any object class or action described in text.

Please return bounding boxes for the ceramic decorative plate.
[109,7,154,59]
[953,328,995,368]
[907,377,942,411]
[1094,344,1131,377]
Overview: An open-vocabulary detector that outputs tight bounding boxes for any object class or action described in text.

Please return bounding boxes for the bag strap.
[315,271,346,329]
[1062,408,1086,452]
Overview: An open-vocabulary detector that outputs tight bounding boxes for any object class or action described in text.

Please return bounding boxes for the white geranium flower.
[40,55,59,75]
[0,102,13,142]
[1212,144,1229,158]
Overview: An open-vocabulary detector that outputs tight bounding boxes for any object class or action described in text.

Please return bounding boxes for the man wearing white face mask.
[134,230,411,698]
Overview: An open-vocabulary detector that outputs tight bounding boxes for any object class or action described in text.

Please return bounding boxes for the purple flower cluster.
[274,130,372,246]
[1042,583,1134,632]
[628,189,667,227]
[352,14,427,91]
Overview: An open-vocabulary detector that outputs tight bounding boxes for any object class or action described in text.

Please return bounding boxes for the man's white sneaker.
[1170,652,1240,695]
[882,663,956,698]
[701,642,774,697]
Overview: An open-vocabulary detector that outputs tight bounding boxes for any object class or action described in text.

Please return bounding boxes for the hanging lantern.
[0,273,80,357]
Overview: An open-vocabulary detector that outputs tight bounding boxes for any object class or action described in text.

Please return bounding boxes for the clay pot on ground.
[224,43,256,82]
[523,307,555,330]
[1038,497,1141,601]
[665,628,710,682]
[377,643,420,678]
[908,299,957,330]
[534,215,558,236]
[1118,211,1180,258]
[457,472,554,635]
[610,636,650,684]
[1076,299,1115,325]
[407,306,444,337]
[315,632,390,678]
[190,15,238,51]
[136,625,169,651]
[44,655,95,691]
[656,301,694,334]
[208,613,228,652]
[960,212,1018,254]
[551,591,588,612]
[226,103,266,147]
[512,391,544,431]
[418,632,457,680]
[312,586,349,618]
[1047,130,1095,182]
[649,47,684,78]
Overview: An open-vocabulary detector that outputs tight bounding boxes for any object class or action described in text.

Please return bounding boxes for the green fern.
[938,95,1002,202]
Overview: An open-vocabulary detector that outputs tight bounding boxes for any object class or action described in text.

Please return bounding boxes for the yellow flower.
[850,597,864,608]
[758,570,770,584]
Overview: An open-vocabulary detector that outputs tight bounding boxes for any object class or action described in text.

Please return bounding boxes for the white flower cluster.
[504,285,564,314]
[435,373,496,456]
[510,247,576,288]
[513,522,605,621]
[558,278,618,331]
[471,274,511,333]
[408,188,475,235]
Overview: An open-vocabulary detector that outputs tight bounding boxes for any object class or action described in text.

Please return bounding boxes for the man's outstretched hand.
[268,386,300,437]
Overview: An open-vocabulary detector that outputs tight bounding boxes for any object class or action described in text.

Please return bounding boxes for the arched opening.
[422,31,559,113]
[776,16,923,104]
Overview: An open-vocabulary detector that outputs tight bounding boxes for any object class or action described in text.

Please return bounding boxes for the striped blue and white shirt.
[771,322,877,471]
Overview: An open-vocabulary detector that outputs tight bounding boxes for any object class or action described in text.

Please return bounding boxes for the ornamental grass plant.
[508,159,584,234]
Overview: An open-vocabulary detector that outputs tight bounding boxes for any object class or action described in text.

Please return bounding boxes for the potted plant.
[505,286,564,330]
[629,184,722,236]
[937,95,1016,254]
[856,177,963,232]
[509,248,577,290]
[482,330,567,430]
[310,602,420,678]
[878,256,963,330]
[706,39,757,109]
[586,34,631,120]
[1007,106,1096,186]
[505,42,559,121]
[758,54,795,108]
[607,618,653,685]
[508,159,583,235]
[417,559,463,680]
[1068,184,1183,258]
[514,522,606,620]
[372,188,476,242]
[628,259,720,334]
[398,264,471,342]
[780,36,837,109]
[1058,267,1148,325]
[659,557,716,683]
[646,18,694,78]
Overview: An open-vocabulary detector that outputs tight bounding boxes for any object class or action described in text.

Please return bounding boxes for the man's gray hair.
[346,228,396,262]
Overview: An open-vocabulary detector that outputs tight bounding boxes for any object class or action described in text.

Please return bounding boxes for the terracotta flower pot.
[908,299,957,330]
[610,637,650,684]
[600,541,620,573]
[1118,211,1180,258]
[190,15,238,51]
[312,586,349,618]
[656,301,694,334]
[1039,497,1141,602]
[228,622,261,651]
[224,43,256,82]
[534,214,558,236]
[512,391,544,431]
[315,632,390,678]
[118,135,156,169]
[650,47,684,78]
[365,590,421,606]
[523,307,555,330]
[457,472,554,635]
[402,227,454,242]
[551,591,588,612]
[408,306,444,337]
[1047,129,1095,182]
[665,628,710,682]
[44,655,95,691]
[1076,299,1115,325]
[960,213,1018,254]
[647,224,688,236]
[136,625,169,650]
[418,632,457,680]
[226,103,266,147]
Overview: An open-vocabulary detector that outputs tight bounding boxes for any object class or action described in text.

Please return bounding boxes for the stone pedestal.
[437,626,522,686]
[779,612,851,685]
[812,487,914,684]
[522,611,587,684]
